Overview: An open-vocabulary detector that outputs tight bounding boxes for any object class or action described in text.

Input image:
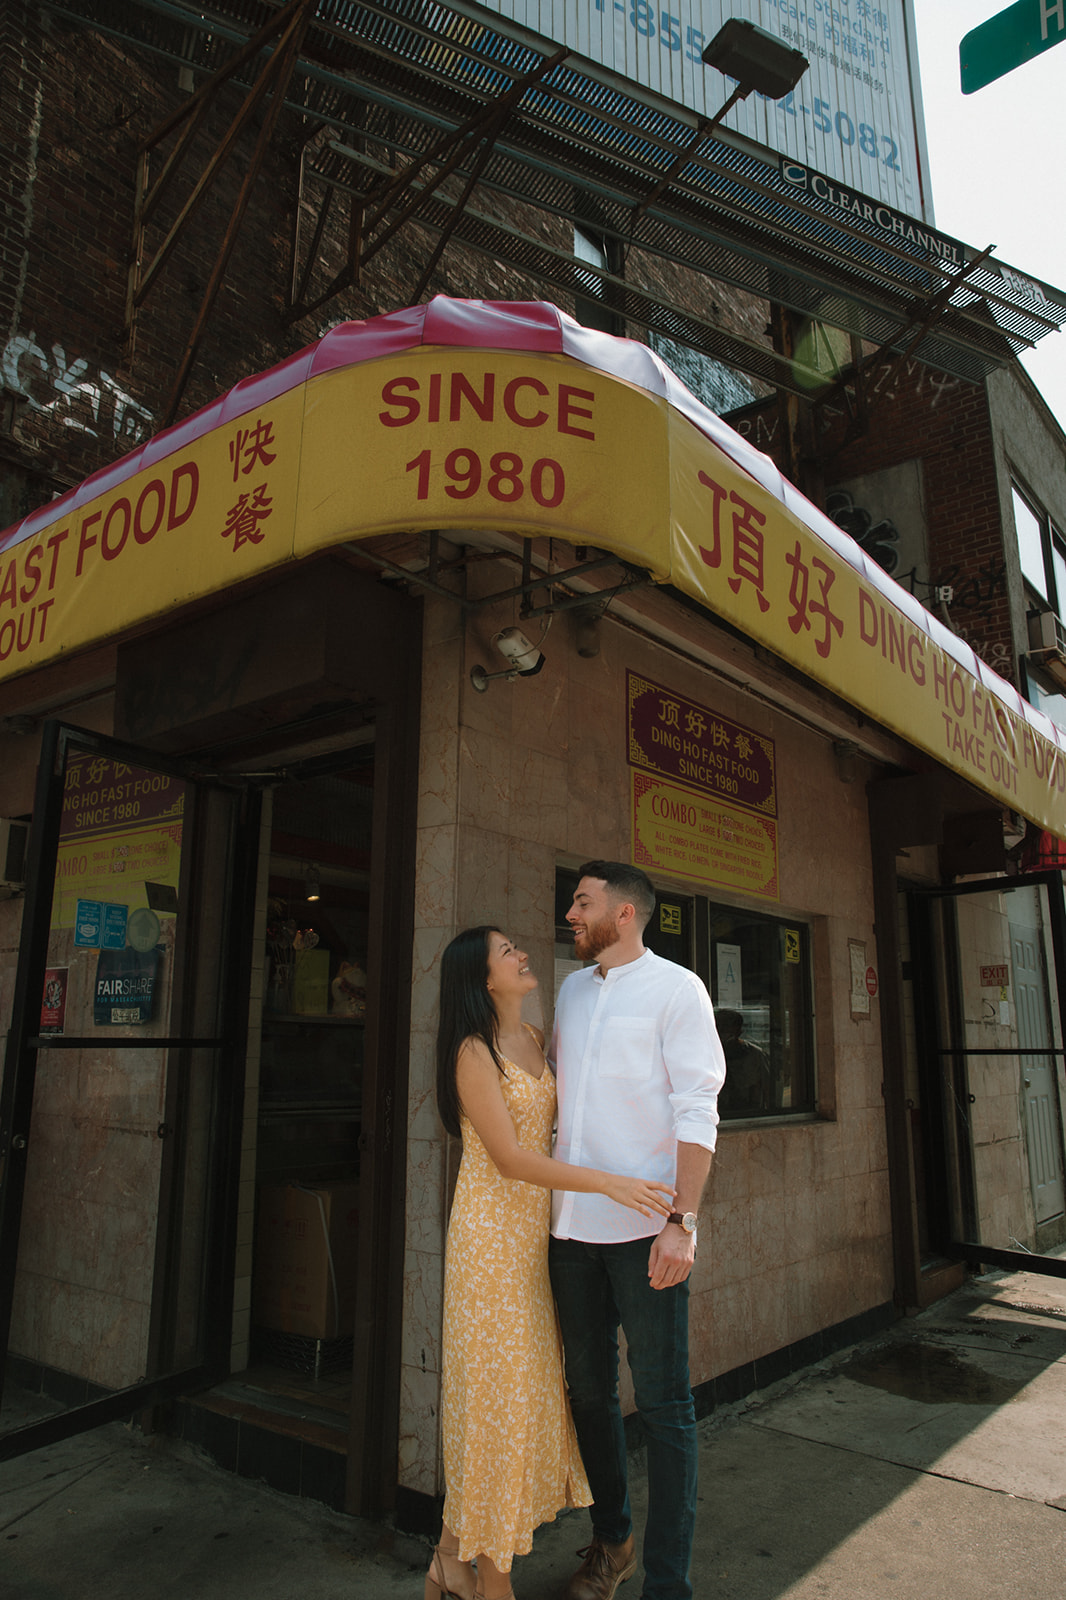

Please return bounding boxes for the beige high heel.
[425,1545,476,1600]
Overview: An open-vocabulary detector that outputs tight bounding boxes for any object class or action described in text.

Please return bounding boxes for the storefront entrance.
[0,562,422,1513]
[185,747,377,1506]
[908,870,1066,1278]
[0,722,260,1458]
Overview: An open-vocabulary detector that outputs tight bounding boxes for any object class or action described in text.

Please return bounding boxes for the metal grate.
[252,1325,354,1378]
[51,0,1066,389]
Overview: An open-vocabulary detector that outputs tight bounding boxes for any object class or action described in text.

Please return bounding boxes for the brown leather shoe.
[565,1535,637,1600]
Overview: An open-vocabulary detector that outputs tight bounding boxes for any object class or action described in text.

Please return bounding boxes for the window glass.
[573,224,623,335]
[554,867,815,1120]
[1051,533,1066,618]
[574,227,606,272]
[1013,485,1048,598]
[709,904,814,1118]
[1026,670,1066,737]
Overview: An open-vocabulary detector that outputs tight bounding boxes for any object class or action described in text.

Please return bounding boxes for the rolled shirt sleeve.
[662,975,725,1151]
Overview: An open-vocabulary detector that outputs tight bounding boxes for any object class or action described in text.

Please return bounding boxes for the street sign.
[961,0,1066,94]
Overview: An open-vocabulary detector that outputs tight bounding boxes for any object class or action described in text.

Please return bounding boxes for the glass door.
[0,722,258,1456]
[910,871,1066,1278]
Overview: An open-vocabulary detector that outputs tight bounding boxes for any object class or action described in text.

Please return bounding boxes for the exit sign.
[980,964,1009,988]
[961,1,1066,93]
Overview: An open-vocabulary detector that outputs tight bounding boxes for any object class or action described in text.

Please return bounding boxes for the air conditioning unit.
[0,817,29,888]
[1027,607,1066,689]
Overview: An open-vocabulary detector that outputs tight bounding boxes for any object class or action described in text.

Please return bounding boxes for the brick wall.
[0,1,773,520]
[730,355,1015,682]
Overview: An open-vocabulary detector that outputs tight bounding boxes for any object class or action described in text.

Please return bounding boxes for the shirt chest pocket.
[598,1017,656,1081]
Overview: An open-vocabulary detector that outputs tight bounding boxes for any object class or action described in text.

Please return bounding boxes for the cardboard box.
[252,1182,359,1339]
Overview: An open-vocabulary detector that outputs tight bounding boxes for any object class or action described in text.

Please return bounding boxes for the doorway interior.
[190,743,377,1485]
[908,870,1066,1278]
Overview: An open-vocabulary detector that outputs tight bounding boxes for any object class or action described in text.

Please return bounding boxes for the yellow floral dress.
[441,1036,591,1571]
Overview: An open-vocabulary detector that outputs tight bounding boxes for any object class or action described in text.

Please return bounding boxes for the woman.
[427,926,675,1600]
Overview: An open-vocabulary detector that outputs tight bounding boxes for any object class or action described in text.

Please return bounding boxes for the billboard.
[475,1,931,220]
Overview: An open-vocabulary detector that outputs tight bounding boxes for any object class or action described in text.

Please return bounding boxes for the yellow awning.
[1,297,1063,835]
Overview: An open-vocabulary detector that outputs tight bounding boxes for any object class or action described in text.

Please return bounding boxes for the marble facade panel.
[707,1132,752,1202]
[507,665,570,761]
[782,1126,818,1192]
[706,1194,752,1287]
[422,592,464,651]
[454,827,511,929]
[402,1245,444,1378]
[414,823,458,931]
[746,1189,789,1276]
[841,1106,878,1177]
[407,1036,441,1145]
[813,1179,848,1256]
[509,745,569,848]
[701,1276,752,1378]
[398,1361,443,1497]
[748,1264,792,1358]
[407,1137,445,1258]
[9,1272,150,1390]
[560,687,629,857]
[418,640,462,832]
[505,837,557,947]
[458,725,513,832]
[744,1128,787,1198]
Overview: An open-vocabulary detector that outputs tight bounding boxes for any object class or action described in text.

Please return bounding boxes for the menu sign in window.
[53,751,185,931]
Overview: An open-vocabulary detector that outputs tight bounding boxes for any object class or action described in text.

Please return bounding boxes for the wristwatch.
[667,1211,698,1233]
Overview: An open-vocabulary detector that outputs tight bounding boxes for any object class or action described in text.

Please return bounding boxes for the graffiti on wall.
[2,334,153,446]
[783,454,1015,686]
[733,358,966,455]
[825,488,900,576]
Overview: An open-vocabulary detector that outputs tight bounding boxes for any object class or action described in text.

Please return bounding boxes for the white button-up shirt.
[550,948,726,1243]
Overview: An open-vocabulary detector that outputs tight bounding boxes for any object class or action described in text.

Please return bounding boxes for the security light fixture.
[630,20,808,233]
[832,741,860,784]
[702,19,809,103]
[470,625,548,692]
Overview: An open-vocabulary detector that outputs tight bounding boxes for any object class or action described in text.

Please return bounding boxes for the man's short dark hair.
[577,860,656,930]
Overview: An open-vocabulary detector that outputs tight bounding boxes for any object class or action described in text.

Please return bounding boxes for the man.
[549,861,725,1600]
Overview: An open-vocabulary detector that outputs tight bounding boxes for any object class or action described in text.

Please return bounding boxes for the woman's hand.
[600,1174,676,1217]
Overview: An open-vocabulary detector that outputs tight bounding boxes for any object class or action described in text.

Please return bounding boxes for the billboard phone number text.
[593,2,903,175]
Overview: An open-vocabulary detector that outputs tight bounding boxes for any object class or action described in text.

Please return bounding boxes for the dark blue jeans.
[549,1236,697,1600]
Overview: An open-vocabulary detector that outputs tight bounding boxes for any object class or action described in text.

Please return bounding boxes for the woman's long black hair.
[436,925,504,1137]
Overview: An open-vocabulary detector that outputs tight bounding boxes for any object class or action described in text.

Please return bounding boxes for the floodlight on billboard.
[472,0,931,221]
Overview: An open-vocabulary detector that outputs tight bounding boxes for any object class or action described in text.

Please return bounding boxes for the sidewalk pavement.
[4,1266,1066,1600]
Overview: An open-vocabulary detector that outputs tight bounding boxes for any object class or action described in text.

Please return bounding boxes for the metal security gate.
[909,870,1066,1279]
[0,722,259,1457]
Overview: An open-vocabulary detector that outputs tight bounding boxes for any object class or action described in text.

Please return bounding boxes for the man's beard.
[573,913,618,961]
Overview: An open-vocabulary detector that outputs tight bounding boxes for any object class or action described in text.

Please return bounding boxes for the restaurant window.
[573,222,624,336]
[554,868,815,1120]
[1013,480,1066,614]
[1014,480,1066,735]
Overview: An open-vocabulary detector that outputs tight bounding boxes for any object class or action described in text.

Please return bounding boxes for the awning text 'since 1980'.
[1,298,1063,836]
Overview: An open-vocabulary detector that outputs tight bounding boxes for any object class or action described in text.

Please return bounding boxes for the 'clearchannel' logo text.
[779,161,966,269]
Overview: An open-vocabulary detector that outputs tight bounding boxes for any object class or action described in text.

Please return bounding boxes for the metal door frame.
[0,721,259,1458]
[909,869,1066,1281]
